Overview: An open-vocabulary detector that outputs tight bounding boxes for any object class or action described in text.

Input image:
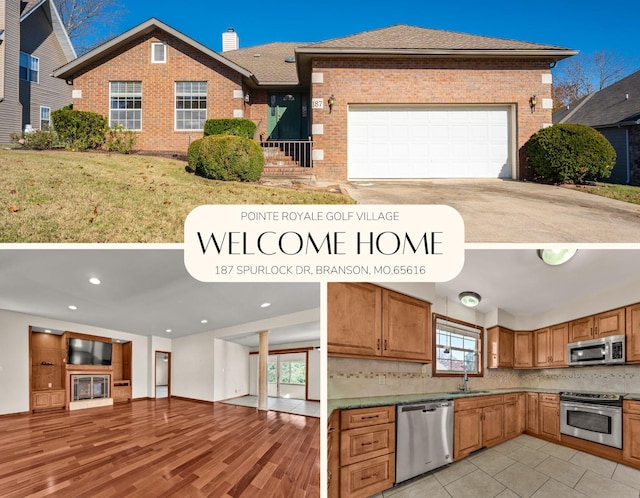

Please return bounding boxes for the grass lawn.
[571,183,640,206]
[0,148,354,243]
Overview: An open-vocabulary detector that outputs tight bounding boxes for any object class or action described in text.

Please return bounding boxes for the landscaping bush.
[52,107,108,151]
[186,138,203,173]
[195,134,263,182]
[203,118,256,139]
[526,124,616,184]
[10,128,59,150]
[104,126,138,154]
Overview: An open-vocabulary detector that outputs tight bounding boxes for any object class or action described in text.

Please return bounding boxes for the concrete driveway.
[342,179,640,242]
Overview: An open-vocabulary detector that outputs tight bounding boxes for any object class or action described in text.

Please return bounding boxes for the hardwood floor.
[0,398,320,497]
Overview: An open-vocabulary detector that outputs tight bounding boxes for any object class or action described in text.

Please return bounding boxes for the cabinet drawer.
[625,400,640,415]
[341,405,395,430]
[540,394,559,404]
[503,393,520,403]
[455,395,503,412]
[340,423,395,465]
[340,453,395,498]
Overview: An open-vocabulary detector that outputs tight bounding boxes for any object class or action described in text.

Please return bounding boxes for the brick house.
[53,19,576,181]
[554,70,640,185]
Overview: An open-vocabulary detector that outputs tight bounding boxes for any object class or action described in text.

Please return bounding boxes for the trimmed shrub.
[10,128,59,150]
[52,107,108,151]
[203,118,256,139]
[195,135,263,182]
[186,138,203,173]
[526,124,616,184]
[104,126,138,154]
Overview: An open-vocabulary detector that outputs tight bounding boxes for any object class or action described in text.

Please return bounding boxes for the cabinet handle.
[377,338,381,351]
[384,339,388,351]
[362,415,379,420]
[360,440,379,446]
[362,473,380,480]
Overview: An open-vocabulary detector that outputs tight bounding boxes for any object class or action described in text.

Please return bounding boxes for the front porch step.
[261,165,315,179]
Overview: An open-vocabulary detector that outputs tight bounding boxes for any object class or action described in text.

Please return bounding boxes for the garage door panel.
[348,106,511,179]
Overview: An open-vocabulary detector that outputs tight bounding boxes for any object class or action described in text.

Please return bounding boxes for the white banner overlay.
[184,205,465,282]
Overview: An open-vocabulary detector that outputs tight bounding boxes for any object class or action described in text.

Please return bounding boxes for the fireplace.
[71,375,110,401]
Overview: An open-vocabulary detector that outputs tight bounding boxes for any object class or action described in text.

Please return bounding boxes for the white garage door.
[347,106,512,179]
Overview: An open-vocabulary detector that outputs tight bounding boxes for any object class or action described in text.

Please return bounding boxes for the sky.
[95,0,639,74]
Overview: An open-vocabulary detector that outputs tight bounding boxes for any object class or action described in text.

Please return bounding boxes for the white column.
[258,330,269,411]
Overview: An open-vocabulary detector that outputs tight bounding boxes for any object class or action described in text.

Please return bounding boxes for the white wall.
[171,331,215,402]
[0,309,151,415]
[212,338,249,401]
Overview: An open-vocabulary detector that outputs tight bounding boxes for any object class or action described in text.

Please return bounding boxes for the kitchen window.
[175,82,207,130]
[110,81,142,130]
[433,314,483,377]
[20,52,39,83]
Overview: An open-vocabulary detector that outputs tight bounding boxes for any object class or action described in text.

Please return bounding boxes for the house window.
[280,361,306,385]
[151,42,166,63]
[19,52,39,83]
[40,107,51,129]
[109,81,142,130]
[175,82,207,130]
[433,314,483,376]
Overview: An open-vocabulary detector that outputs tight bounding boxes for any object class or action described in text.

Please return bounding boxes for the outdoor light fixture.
[244,93,250,103]
[458,292,481,308]
[529,94,537,113]
[328,94,336,113]
[537,248,577,266]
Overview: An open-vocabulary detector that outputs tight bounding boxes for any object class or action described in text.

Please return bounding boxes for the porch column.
[258,330,269,411]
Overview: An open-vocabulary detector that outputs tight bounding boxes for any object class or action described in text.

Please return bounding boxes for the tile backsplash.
[328,357,640,399]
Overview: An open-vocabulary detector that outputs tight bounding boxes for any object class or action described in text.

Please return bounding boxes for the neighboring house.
[554,70,640,185]
[0,0,75,143]
[53,19,576,181]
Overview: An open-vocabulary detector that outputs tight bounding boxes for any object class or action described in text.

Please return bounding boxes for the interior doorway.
[267,352,307,400]
[155,351,171,399]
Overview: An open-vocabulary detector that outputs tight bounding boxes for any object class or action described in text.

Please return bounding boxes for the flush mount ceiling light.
[165,329,172,333]
[537,248,578,266]
[201,319,208,324]
[89,277,101,285]
[260,302,271,308]
[68,305,78,310]
[458,292,481,308]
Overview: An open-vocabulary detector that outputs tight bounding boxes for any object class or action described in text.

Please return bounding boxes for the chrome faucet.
[459,362,469,392]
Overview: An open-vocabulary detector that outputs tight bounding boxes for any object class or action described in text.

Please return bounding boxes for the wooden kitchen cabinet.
[535,324,568,368]
[538,394,560,441]
[338,406,395,498]
[487,326,514,368]
[526,392,539,435]
[514,331,533,368]
[328,283,431,363]
[569,307,625,343]
[328,283,382,357]
[503,393,524,440]
[328,411,340,498]
[454,395,504,460]
[626,303,640,363]
[623,401,640,467]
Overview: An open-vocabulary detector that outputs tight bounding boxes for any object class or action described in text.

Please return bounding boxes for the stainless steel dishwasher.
[395,401,454,484]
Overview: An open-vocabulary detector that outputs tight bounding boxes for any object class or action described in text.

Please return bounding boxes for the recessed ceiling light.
[261,302,271,308]
[89,277,101,285]
[458,292,481,308]
[68,305,78,310]
[201,319,208,324]
[165,329,172,333]
[44,329,52,333]
[537,248,577,266]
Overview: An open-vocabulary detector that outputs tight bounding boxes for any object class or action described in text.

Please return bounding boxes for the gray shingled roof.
[306,24,568,51]
[555,70,640,127]
[222,42,304,85]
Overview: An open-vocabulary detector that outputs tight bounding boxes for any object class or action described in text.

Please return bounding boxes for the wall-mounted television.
[68,338,113,366]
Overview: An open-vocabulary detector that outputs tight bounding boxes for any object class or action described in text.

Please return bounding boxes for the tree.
[552,50,635,110]
[53,0,124,54]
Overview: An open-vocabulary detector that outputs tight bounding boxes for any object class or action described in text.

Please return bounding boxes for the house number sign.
[311,98,324,109]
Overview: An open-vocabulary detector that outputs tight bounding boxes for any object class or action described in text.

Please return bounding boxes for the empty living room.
[0,249,320,497]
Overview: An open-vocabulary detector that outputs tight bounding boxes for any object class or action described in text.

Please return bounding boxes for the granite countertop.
[328,388,562,416]
[625,393,640,401]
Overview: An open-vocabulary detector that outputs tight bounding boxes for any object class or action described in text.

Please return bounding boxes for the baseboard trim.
[170,395,214,405]
[0,410,31,418]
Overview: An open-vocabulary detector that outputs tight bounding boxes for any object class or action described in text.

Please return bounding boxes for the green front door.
[267,93,308,140]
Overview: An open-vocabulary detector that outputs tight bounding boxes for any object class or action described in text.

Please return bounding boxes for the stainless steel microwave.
[568,334,625,366]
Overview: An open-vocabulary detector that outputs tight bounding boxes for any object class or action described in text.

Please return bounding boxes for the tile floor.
[221,395,320,418]
[376,435,640,498]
